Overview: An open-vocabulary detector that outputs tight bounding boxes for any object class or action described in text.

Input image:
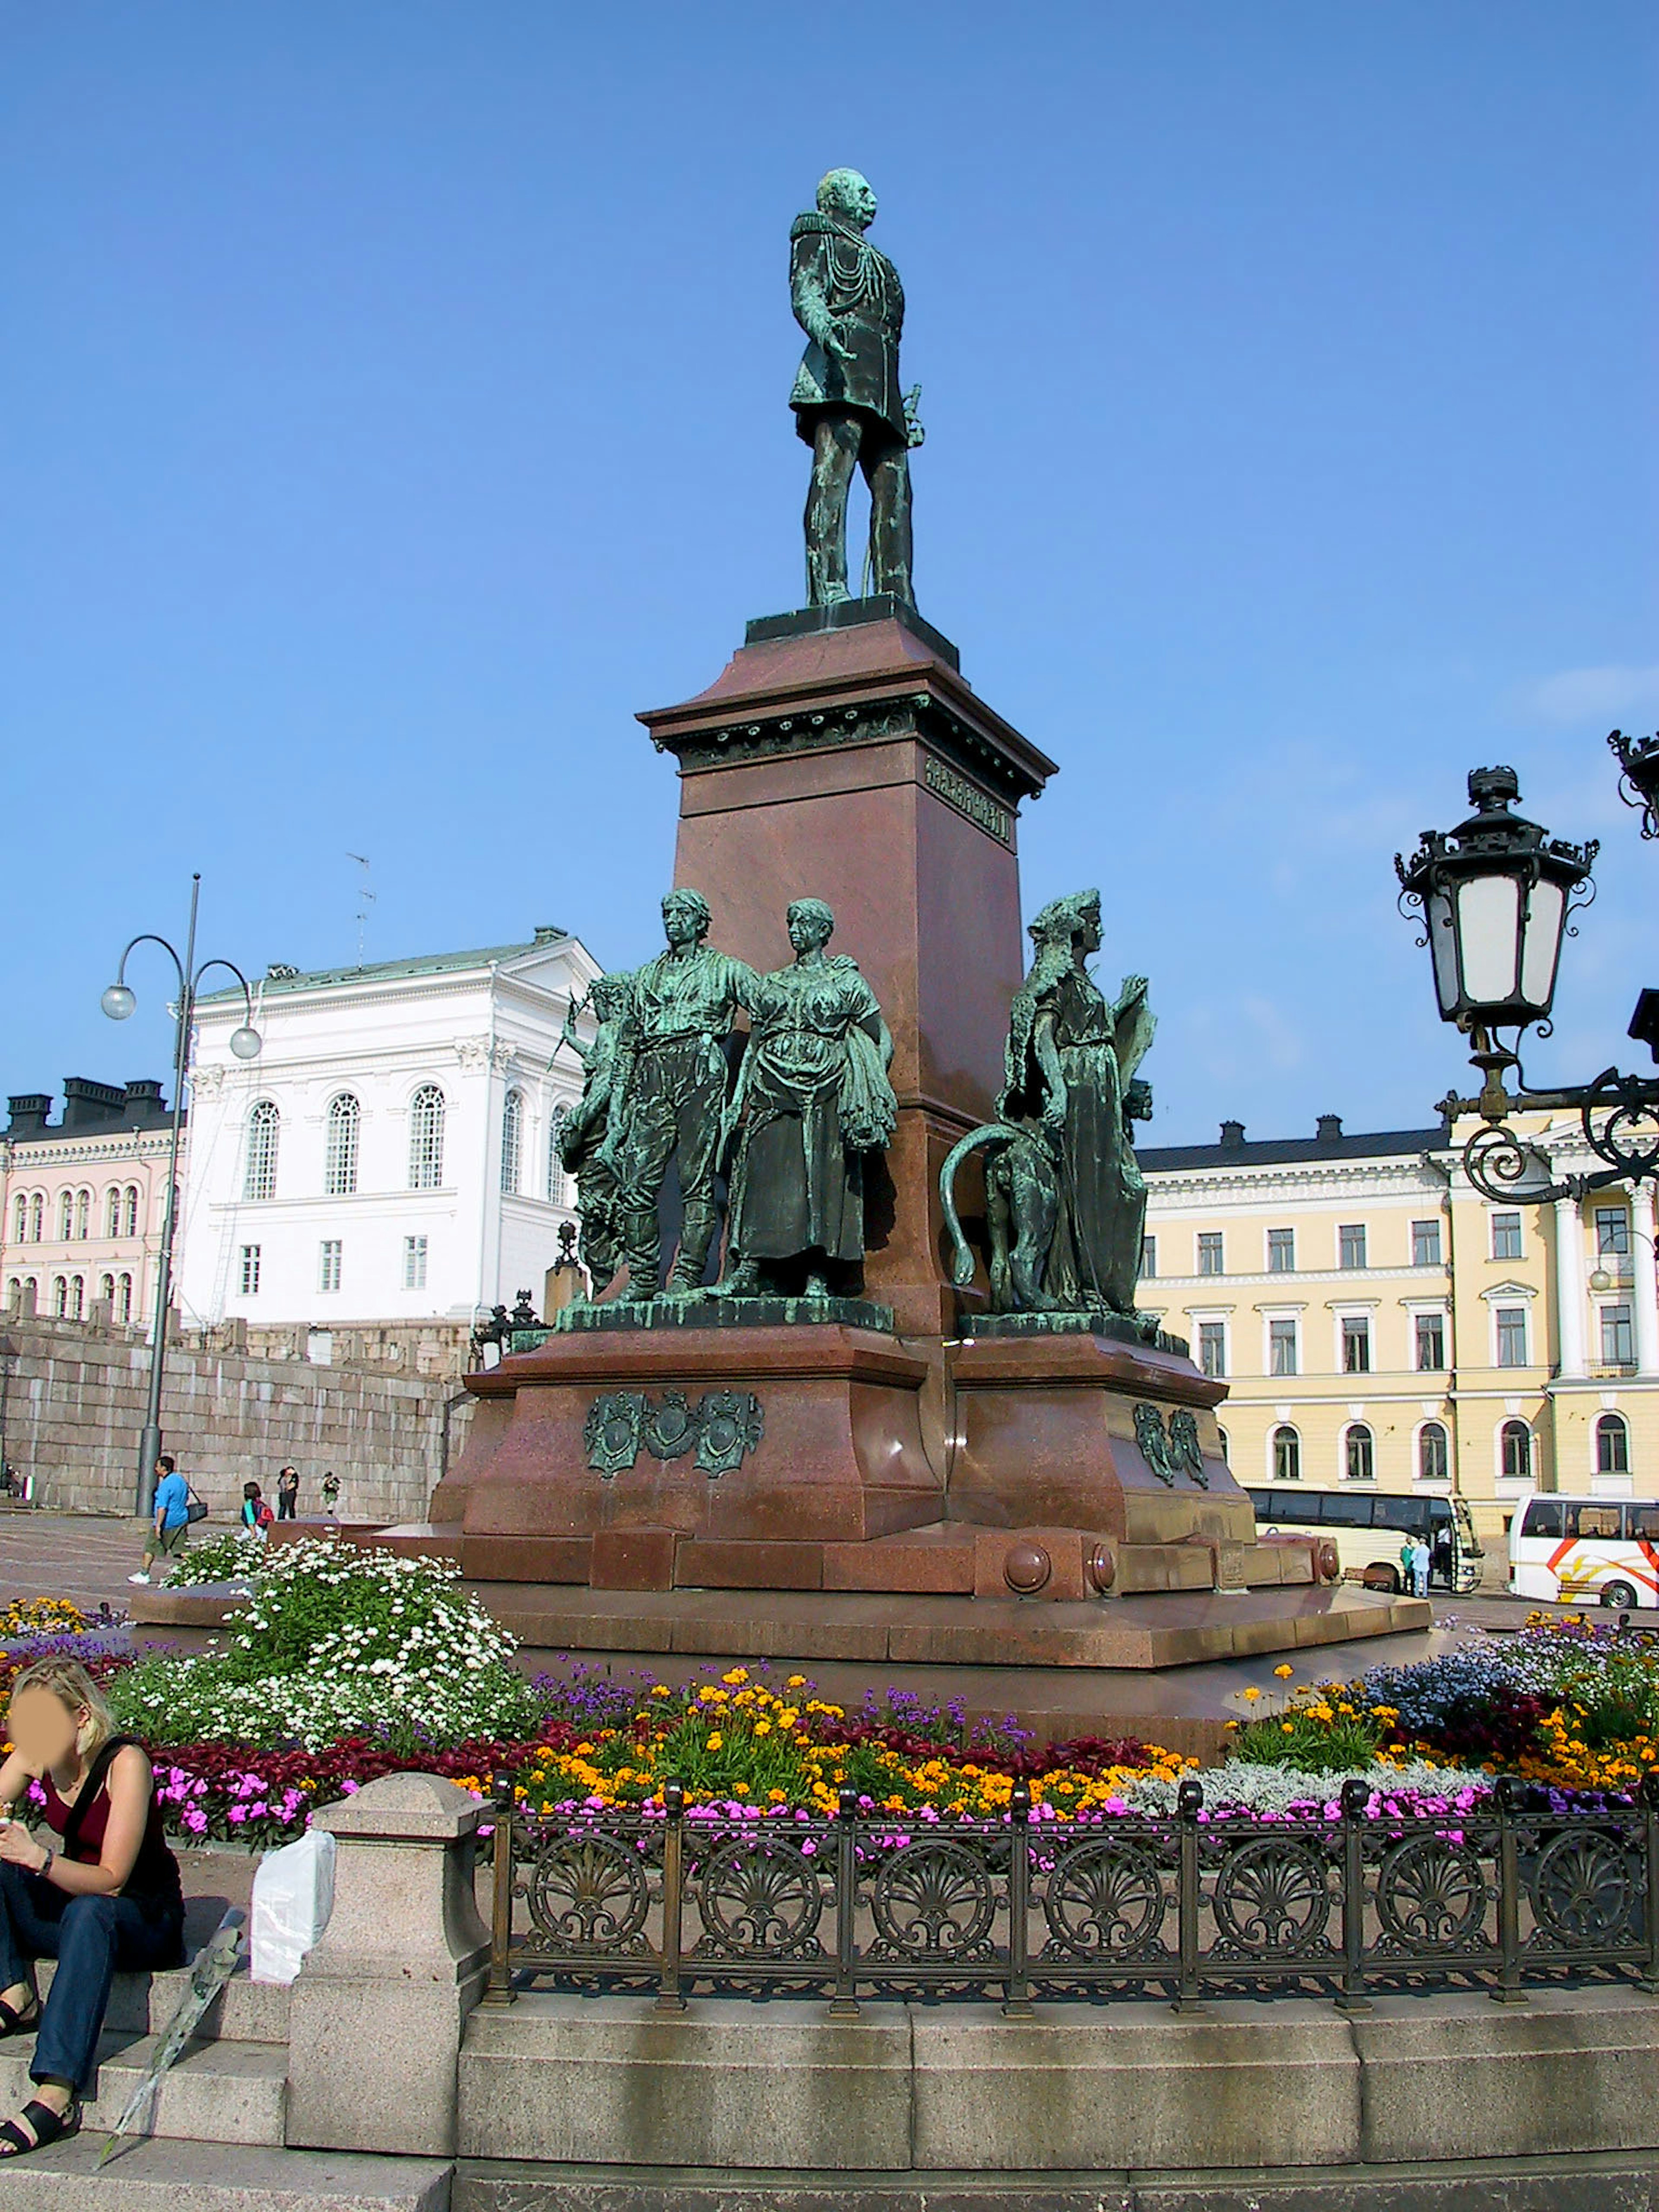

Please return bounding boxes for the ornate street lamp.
[101,874,261,1515]
[1396,749,1659,1208]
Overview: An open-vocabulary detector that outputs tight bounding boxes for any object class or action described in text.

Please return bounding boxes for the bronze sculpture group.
[559,881,1153,1327]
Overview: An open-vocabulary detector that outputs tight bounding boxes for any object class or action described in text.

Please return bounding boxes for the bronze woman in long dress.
[718,900,897,1297]
[996,889,1155,1315]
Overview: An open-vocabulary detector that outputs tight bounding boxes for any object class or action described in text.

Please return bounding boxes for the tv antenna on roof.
[347,854,375,966]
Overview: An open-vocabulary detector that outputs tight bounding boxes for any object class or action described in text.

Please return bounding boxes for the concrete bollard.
[285,1772,489,2156]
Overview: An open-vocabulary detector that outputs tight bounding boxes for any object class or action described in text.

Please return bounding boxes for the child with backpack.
[241,1483,275,1534]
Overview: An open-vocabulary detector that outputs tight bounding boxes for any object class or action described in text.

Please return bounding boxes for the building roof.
[4,1078,176,1141]
[1140,1115,1450,1175]
[198,926,573,1002]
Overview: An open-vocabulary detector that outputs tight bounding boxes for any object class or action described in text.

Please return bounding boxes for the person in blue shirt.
[127,1457,191,1587]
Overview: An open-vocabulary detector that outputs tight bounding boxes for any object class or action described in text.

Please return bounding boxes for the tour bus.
[1507,1493,1659,1610]
[1245,1486,1485,1594]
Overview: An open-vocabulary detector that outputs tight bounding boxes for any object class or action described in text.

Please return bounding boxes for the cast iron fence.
[480,1774,1659,2014]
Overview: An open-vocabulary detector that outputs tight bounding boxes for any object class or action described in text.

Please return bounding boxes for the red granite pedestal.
[416,602,1432,1694]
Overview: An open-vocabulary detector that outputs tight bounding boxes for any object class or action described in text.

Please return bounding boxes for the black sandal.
[0,1994,38,2038]
[0,2096,80,2158]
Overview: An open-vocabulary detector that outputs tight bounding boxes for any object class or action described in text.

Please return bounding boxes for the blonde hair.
[10,1658,115,1760]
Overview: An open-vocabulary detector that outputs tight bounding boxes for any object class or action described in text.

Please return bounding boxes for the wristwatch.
[38,1848,53,1881]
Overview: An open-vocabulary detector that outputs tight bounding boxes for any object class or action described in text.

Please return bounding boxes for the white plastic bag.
[250,1829,337,1984]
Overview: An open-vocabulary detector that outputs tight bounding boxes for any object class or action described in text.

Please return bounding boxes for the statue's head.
[786,898,836,955]
[591,971,633,1020]
[662,889,712,949]
[1029,889,1103,959]
[817,168,877,233]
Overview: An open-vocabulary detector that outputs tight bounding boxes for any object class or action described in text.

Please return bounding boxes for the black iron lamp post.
[101,874,262,1516]
[1395,744,1659,1207]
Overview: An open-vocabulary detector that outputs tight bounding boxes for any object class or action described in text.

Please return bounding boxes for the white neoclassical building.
[177,926,601,1360]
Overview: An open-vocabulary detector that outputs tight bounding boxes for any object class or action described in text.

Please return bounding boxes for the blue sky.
[2,3,1653,1145]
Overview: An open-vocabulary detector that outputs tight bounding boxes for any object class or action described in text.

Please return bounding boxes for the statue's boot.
[663,1207,720,1300]
[620,1211,661,1302]
[711,1259,763,1300]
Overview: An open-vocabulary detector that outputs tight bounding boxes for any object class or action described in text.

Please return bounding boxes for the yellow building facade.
[1140,1110,1659,1547]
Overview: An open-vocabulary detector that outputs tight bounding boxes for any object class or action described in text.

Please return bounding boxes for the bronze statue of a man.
[610,890,756,1301]
[790,168,923,609]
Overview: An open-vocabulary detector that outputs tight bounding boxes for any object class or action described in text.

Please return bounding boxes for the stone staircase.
[0,1964,449,2212]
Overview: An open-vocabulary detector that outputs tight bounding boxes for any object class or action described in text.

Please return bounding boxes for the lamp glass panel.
[1427,890,1460,1016]
[1456,872,1521,1007]
[1519,877,1566,1012]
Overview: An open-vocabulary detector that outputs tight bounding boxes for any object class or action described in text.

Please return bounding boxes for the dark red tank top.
[41,1738,182,1919]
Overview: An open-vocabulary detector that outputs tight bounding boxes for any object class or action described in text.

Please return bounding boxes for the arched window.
[75,1189,90,1239]
[1417,1421,1449,1483]
[245,1101,280,1201]
[69,1275,84,1319]
[51,1276,67,1316]
[409,1085,445,1190]
[1345,1423,1375,1483]
[116,1274,133,1323]
[1272,1424,1301,1483]
[99,1273,114,1306]
[1215,1424,1229,1463]
[500,1089,524,1195]
[1597,1413,1630,1477]
[5,1281,17,1307]
[1501,1420,1532,1481]
[105,1187,121,1238]
[324,1093,360,1197]
[12,1195,26,1244]
[58,1192,74,1242]
[548,1103,569,1202]
[29,1194,43,1243]
[123,1186,139,1237]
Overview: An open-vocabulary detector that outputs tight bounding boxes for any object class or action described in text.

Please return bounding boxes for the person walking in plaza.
[275,1465,299,1521]
[241,1481,274,1534]
[1410,1535,1432,1599]
[0,1657,185,2158]
[127,1455,190,1587]
[321,1470,340,1517]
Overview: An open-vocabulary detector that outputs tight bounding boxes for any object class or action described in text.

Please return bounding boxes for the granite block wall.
[0,1315,468,1522]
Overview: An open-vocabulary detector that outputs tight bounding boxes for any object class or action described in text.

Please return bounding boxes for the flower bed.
[10,1546,1659,1847]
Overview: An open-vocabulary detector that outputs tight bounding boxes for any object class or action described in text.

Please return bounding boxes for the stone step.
[34,1964,290,2046]
[0,2033,287,2148]
[0,2133,451,2212]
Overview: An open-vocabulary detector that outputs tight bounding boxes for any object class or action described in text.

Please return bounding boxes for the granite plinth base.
[556,1296,895,1334]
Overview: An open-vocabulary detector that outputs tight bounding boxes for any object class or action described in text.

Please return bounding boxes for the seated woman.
[0,1657,184,2157]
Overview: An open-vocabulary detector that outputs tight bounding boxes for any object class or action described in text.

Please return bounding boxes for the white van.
[1507,1493,1659,1610]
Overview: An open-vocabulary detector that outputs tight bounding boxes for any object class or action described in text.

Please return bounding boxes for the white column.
[1554,1195,1586,1378]
[1631,1184,1659,1377]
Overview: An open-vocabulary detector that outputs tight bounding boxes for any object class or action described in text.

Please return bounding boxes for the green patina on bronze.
[791,169,923,609]
[582,1388,765,1478]
[715,898,896,1305]
[604,890,758,1302]
[556,969,636,1299]
[941,889,1157,1327]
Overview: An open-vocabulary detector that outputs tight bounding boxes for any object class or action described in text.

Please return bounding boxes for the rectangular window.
[1595,1206,1630,1257]
[1496,1305,1528,1367]
[1269,1318,1298,1376]
[1338,1224,1367,1270]
[1414,1311,1446,1371]
[1341,1316,1372,1373]
[238,1244,261,1297]
[403,1235,428,1291]
[1197,1232,1224,1276]
[318,1240,342,1294]
[1267,1227,1295,1273]
[1197,1321,1226,1378]
[1140,1235,1157,1280]
[1601,1303,1634,1367]
[1411,1217,1443,1268]
[1491,1211,1522,1262]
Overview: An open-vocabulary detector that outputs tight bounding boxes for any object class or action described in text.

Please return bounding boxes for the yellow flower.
[721,1668,749,1686]
[706,1732,723,1750]
[652,1684,670,1697]
[787,1674,807,1688]
[753,1719,771,1737]
[1273,1665,1295,1680]
[1281,1722,1295,1734]
[1242,1687,1262,1703]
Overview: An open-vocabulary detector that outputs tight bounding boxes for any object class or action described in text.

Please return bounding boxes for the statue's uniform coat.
[789,213,908,444]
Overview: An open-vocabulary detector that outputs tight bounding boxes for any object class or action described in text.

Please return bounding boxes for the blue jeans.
[0,1865,183,2089]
